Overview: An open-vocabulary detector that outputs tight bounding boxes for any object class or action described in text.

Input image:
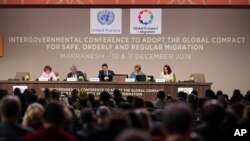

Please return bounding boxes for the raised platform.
[0,81,212,101]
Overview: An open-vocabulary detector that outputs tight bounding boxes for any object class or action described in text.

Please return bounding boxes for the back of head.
[116,129,150,141]
[132,97,145,109]
[0,95,21,121]
[105,111,127,131]
[162,102,192,135]
[43,102,65,127]
[157,91,166,100]
[114,89,122,99]
[80,108,94,124]
[13,88,21,96]
[100,91,110,103]
[0,89,8,100]
[200,99,225,126]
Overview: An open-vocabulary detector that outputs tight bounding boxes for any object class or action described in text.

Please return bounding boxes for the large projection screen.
[0,8,249,96]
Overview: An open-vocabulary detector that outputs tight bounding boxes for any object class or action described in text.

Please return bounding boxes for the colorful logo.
[138,9,154,25]
[97,10,115,25]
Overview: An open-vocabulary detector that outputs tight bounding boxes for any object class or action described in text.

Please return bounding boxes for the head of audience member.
[13,87,21,96]
[22,103,44,130]
[187,93,198,109]
[96,106,111,126]
[116,129,151,141]
[44,65,52,74]
[157,91,166,100]
[242,105,250,125]
[230,89,243,103]
[62,107,74,132]
[244,91,250,101]
[37,98,47,107]
[104,111,127,133]
[162,102,193,141]
[71,89,78,98]
[0,89,8,100]
[231,102,245,122]
[24,89,38,104]
[135,109,152,131]
[87,93,95,102]
[70,65,77,74]
[205,89,216,99]
[216,90,223,98]
[102,63,109,72]
[0,95,21,122]
[191,90,198,96]
[80,108,95,126]
[44,88,51,100]
[200,99,226,127]
[113,89,124,105]
[43,102,66,128]
[134,65,141,73]
[126,96,134,104]
[100,91,110,105]
[50,89,61,101]
[177,91,187,101]
[132,97,145,109]
[163,65,172,75]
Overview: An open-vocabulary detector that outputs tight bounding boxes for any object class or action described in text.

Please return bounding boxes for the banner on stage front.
[90,9,122,34]
[130,9,162,34]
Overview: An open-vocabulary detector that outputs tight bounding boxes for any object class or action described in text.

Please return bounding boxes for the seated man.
[130,64,145,79]
[66,65,86,81]
[98,64,115,81]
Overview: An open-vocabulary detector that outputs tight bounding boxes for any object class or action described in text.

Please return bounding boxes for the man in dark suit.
[67,65,86,81]
[0,95,31,140]
[98,64,115,81]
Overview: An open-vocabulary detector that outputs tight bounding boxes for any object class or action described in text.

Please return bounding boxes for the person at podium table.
[160,65,174,82]
[130,64,145,78]
[98,63,115,81]
[39,65,57,81]
[66,65,85,81]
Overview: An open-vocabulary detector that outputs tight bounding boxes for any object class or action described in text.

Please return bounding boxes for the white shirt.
[160,72,174,82]
[39,72,57,81]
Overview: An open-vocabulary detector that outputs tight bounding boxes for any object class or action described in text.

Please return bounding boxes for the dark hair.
[102,63,108,68]
[43,102,65,126]
[162,102,192,134]
[163,65,172,75]
[201,99,225,125]
[13,88,21,96]
[80,108,94,124]
[44,65,52,72]
[0,89,8,100]
[157,91,166,100]
[0,95,21,119]
[100,91,110,103]
[132,97,145,109]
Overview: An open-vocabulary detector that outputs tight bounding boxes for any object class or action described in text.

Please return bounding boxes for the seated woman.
[130,64,145,79]
[160,65,174,82]
[39,65,57,81]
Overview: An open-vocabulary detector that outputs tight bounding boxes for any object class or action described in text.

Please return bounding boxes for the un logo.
[97,10,115,25]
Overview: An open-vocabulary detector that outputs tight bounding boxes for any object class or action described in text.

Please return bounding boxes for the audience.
[0,95,31,140]
[0,87,249,141]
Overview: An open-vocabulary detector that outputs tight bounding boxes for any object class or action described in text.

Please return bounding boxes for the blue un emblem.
[97,10,115,25]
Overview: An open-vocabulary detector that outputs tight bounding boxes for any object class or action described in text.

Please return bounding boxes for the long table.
[0,81,212,101]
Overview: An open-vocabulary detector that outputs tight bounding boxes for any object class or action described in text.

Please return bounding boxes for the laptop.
[136,75,146,82]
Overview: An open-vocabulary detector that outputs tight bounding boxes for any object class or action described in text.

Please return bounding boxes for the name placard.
[125,78,135,82]
[67,78,77,81]
[155,78,166,83]
[89,78,100,82]
[38,78,49,81]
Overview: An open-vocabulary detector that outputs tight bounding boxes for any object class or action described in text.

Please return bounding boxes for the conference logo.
[97,10,115,25]
[130,9,162,34]
[90,9,122,34]
[138,9,154,25]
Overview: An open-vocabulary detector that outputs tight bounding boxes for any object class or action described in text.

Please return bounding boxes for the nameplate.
[89,78,100,82]
[67,78,77,81]
[125,78,135,82]
[155,78,166,83]
[38,78,49,81]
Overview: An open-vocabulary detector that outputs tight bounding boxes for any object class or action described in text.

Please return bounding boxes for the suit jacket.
[67,71,85,80]
[0,121,31,140]
[98,70,115,81]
